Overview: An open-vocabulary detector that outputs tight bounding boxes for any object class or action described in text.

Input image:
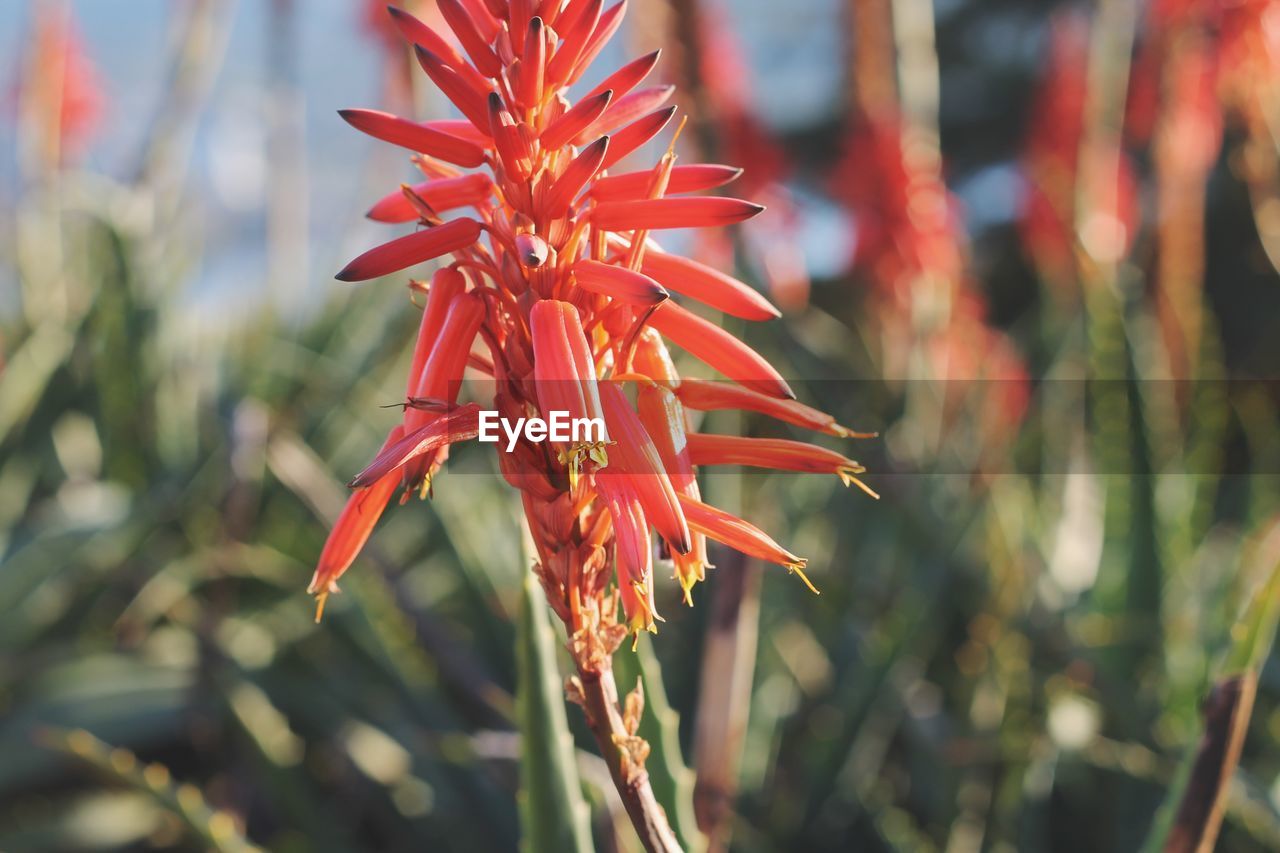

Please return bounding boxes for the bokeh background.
[3,0,1280,850]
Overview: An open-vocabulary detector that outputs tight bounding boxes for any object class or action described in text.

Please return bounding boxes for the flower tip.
[412,43,439,67]
[334,262,362,282]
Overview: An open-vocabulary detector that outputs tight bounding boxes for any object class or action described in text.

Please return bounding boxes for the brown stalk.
[570,651,683,853]
[1164,673,1258,853]
[692,551,760,850]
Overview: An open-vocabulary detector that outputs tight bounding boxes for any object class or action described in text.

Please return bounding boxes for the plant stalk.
[576,660,684,853]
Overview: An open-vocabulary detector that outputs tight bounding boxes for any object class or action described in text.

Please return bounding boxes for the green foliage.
[515,575,593,853]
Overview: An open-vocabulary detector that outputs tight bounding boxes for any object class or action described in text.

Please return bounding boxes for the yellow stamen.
[788,563,820,595]
[838,466,881,499]
[313,590,330,623]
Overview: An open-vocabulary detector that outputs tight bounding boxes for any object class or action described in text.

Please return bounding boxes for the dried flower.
[313,1,872,649]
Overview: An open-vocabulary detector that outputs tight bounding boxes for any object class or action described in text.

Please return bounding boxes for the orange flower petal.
[413,45,495,134]
[514,16,545,109]
[546,0,602,86]
[585,49,661,101]
[386,5,492,94]
[572,259,669,305]
[589,163,742,201]
[676,493,810,580]
[599,383,691,554]
[674,378,871,438]
[351,404,483,487]
[366,174,493,222]
[641,251,779,320]
[567,0,629,87]
[574,85,675,144]
[600,105,676,170]
[307,425,405,601]
[338,108,486,167]
[335,218,481,281]
[404,267,468,402]
[630,328,680,383]
[595,469,658,633]
[407,290,486,422]
[593,196,765,231]
[530,300,607,429]
[541,89,613,150]
[647,301,793,399]
[686,434,876,495]
[436,0,502,77]
[488,93,532,178]
[543,136,610,218]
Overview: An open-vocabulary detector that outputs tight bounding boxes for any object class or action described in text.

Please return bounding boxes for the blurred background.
[3,0,1280,850]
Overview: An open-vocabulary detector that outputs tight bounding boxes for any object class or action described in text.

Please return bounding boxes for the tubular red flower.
[408,291,486,420]
[514,16,546,108]
[598,383,691,555]
[335,218,482,281]
[575,85,676,142]
[404,268,469,405]
[387,5,494,93]
[308,425,406,614]
[568,0,628,87]
[530,300,608,448]
[541,89,613,150]
[674,378,869,438]
[351,405,483,487]
[413,45,494,133]
[339,108,486,167]
[436,0,503,77]
[586,49,661,101]
[647,301,794,399]
[629,328,680,384]
[589,164,742,201]
[686,433,877,495]
[572,260,669,305]
[488,93,533,178]
[676,493,814,590]
[640,251,779,320]
[634,382,709,599]
[545,0,602,86]
[592,196,765,231]
[599,106,676,170]
[595,470,657,633]
[366,174,494,222]
[543,136,610,218]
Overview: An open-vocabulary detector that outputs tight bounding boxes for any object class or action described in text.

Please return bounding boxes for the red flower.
[313,1,874,640]
[17,6,104,164]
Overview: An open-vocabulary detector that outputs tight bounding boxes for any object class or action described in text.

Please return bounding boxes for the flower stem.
[575,659,684,853]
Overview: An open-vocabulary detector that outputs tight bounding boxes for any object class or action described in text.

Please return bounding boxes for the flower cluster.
[832,114,1028,452]
[311,0,871,651]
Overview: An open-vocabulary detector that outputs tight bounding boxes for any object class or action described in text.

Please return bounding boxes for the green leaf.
[515,575,593,853]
